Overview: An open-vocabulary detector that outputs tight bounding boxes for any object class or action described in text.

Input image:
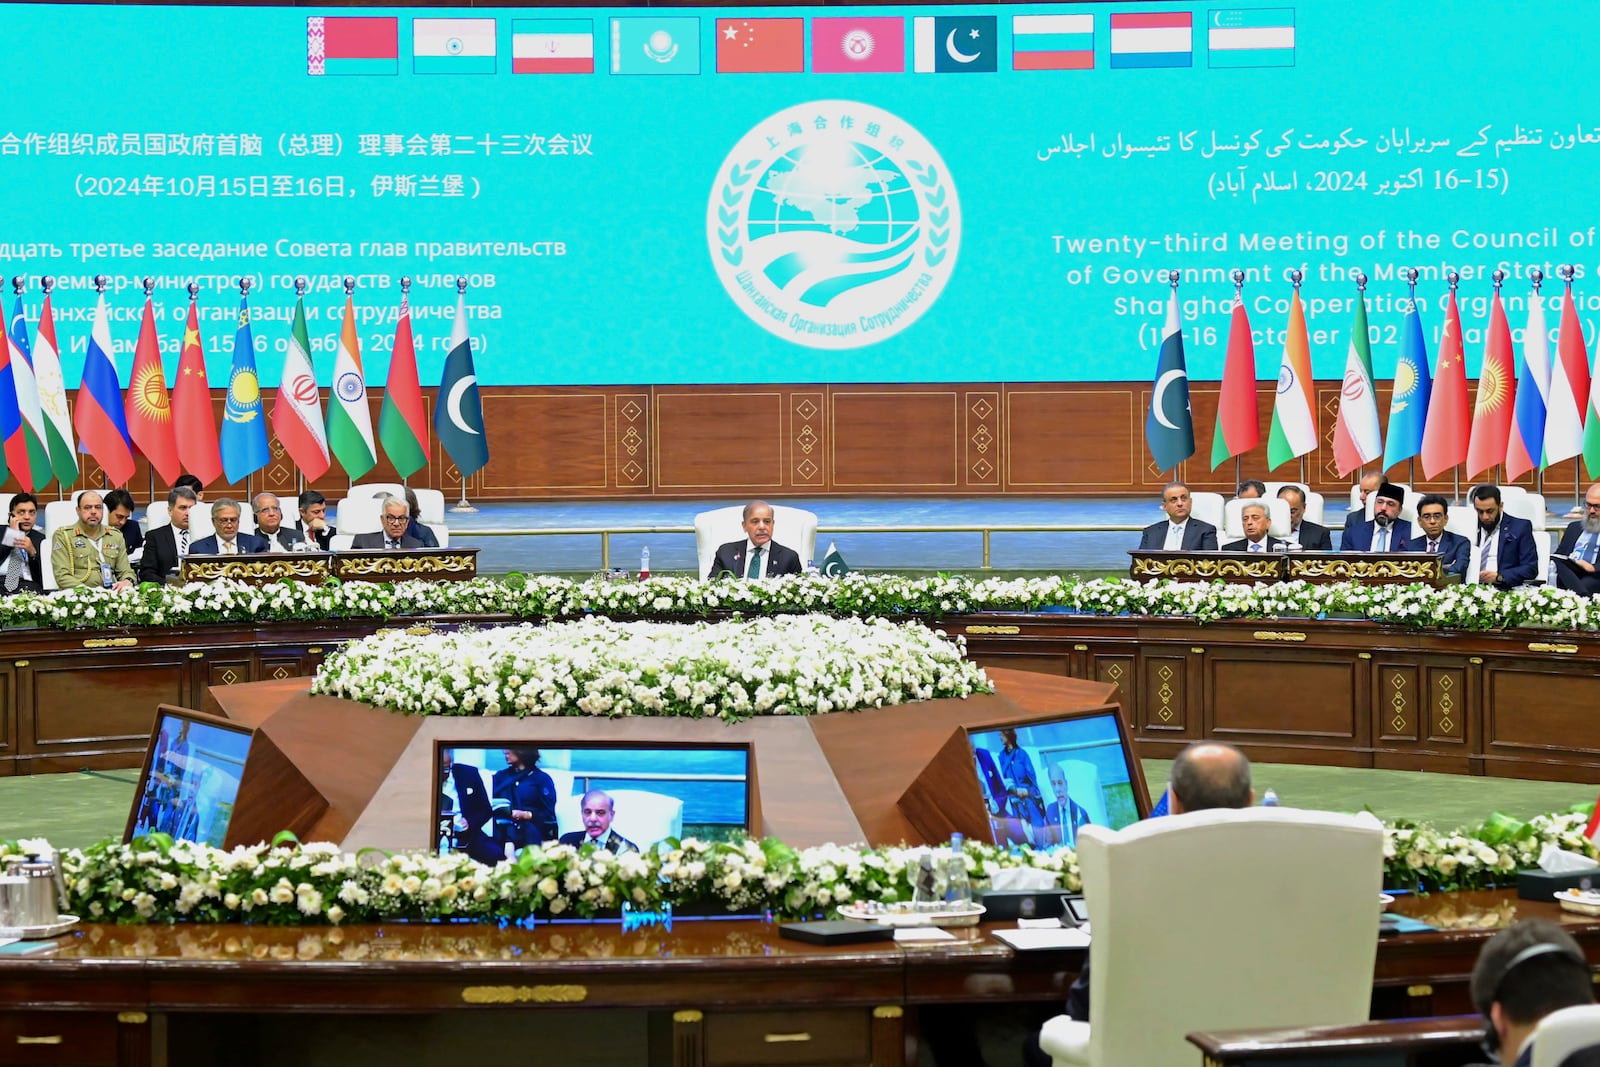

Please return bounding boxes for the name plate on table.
[179,553,332,585]
[1287,552,1443,587]
[1128,550,1284,584]
[331,548,478,583]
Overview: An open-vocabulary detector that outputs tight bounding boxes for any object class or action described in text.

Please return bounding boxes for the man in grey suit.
[1138,481,1219,551]
[350,495,425,550]
[1278,485,1332,551]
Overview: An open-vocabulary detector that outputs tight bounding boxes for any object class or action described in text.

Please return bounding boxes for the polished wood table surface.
[0,890,1594,1067]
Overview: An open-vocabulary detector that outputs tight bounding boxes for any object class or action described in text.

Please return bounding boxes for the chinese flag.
[716,18,804,73]
[126,297,182,484]
[1420,288,1470,478]
[170,297,224,487]
[1466,286,1516,480]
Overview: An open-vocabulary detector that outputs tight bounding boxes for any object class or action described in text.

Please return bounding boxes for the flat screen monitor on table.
[125,707,255,849]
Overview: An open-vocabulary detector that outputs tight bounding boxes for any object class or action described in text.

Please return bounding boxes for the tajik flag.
[1544,281,1590,467]
[1332,289,1382,476]
[29,288,77,485]
[271,295,330,481]
[1266,286,1316,470]
[326,295,377,479]
[1466,286,1516,480]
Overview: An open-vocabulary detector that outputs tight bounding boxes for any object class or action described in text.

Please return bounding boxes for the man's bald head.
[1168,742,1254,813]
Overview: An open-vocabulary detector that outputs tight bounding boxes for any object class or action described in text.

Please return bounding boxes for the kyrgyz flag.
[1266,285,1315,470]
[125,295,182,484]
[1420,287,1470,478]
[1144,286,1195,472]
[270,292,330,482]
[1210,298,1260,468]
[326,295,377,479]
[1466,284,1516,480]
[377,290,429,478]
[1332,289,1382,476]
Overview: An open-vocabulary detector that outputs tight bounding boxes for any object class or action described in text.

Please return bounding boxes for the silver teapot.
[0,854,68,929]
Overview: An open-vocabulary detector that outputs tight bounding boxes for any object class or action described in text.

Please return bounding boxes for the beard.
[1373,514,1392,528]
[1585,514,1600,535]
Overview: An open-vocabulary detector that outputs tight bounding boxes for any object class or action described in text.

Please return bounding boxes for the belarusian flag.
[29,287,77,485]
[1210,298,1260,468]
[1332,290,1382,476]
[270,294,330,481]
[1266,286,1315,470]
[326,295,376,479]
[377,291,429,478]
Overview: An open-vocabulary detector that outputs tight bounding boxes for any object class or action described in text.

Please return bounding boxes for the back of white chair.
[329,533,355,552]
[694,505,819,578]
[0,493,14,524]
[1265,482,1325,526]
[1446,505,1477,538]
[1186,492,1225,535]
[1464,540,1484,584]
[1224,497,1291,540]
[1045,808,1383,1067]
[187,506,215,542]
[145,500,170,531]
[1533,529,1553,585]
[1504,491,1547,530]
[42,499,77,537]
[414,489,447,525]
[350,481,408,504]
[1531,1003,1600,1067]
[333,496,384,536]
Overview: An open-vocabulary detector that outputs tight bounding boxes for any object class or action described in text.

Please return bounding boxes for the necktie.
[387,538,400,550]
[178,529,188,556]
[1375,528,1388,553]
[1581,533,1598,564]
[223,540,235,555]
[746,546,763,579]
[4,547,22,593]
[1250,542,1263,552]
[1428,539,1439,554]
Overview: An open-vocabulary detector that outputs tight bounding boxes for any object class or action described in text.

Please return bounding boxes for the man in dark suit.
[296,489,336,551]
[1138,481,1219,551]
[1407,493,1470,580]
[1,492,45,595]
[188,498,270,556]
[138,486,199,584]
[103,488,143,556]
[1037,763,1093,849]
[438,751,502,865]
[252,492,306,552]
[1341,480,1415,552]
[1341,472,1384,542]
[1277,486,1332,551]
[1470,484,1540,589]
[1550,482,1600,594]
[1222,501,1287,552]
[710,500,803,578]
[351,495,425,550]
[556,789,639,854]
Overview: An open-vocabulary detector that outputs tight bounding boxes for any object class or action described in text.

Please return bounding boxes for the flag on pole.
[1209,297,1260,468]
[0,315,20,486]
[1266,283,1316,470]
[5,296,53,492]
[1545,278,1590,468]
[819,541,851,576]
[1381,293,1433,470]
[171,296,223,487]
[74,292,135,487]
[270,290,330,482]
[434,288,488,477]
[30,285,77,485]
[219,292,269,484]
[1144,286,1195,472]
[1585,794,1600,843]
[1332,287,1382,476]
[1506,285,1550,481]
[125,294,182,484]
[1420,286,1470,478]
[1585,329,1600,479]
[1466,283,1516,479]
[377,288,430,478]
[327,294,377,479]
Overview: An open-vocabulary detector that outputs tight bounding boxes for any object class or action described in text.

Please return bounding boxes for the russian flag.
[1110,11,1192,68]
[1012,13,1094,71]
[73,293,135,488]
[1506,286,1551,481]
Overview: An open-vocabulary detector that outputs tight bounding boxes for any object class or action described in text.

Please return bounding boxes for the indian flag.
[1267,286,1317,469]
[326,296,377,480]
[513,19,594,74]
[1208,8,1295,68]
[413,18,497,75]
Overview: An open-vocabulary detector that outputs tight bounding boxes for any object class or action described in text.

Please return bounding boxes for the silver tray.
[0,914,80,939]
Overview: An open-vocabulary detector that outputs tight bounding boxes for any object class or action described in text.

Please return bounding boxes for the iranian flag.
[270,293,330,481]
[1266,285,1316,470]
[326,295,376,479]
[1332,289,1382,476]
[377,291,429,478]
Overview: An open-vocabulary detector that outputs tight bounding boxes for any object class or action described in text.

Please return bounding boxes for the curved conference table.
[1,610,1595,783]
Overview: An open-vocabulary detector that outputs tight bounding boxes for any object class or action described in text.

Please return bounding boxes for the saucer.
[0,914,80,939]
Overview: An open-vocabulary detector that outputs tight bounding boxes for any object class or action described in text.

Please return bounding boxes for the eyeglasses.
[381,514,408,523]
[257,506,281,514]
[215,516,240,525]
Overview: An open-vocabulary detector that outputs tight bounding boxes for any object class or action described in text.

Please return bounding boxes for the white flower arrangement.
[310,615,991,720]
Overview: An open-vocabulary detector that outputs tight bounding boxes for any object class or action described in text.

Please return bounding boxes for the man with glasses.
[189,499,269,556]
[1406,494,1470,580]
[1551,483,1600,594]
[351,495,424,550]
[252,493,305,552]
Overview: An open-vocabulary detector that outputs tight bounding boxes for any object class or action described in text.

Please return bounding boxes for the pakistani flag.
[820,541,851,577]
[1144,287,1195,472]
[434,289,488,477]
[327,294,377,479]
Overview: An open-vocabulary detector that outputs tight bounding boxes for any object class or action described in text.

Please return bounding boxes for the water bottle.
[1262,788,1279,807]
[945,833,971,907]
[639,547,651,580]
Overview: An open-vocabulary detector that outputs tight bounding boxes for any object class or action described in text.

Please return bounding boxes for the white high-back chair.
[1531,1004,1600,1067]
[1039,807,1384,1067]
[1264,482,1326,526]
[694,505,819,579]
[333,495,385,537]
[1178,492,1226,536]
[1223,497,1292,541]
[348,482,449,544]
[1446,505,1477,538]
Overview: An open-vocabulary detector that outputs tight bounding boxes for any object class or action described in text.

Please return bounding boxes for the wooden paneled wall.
[38,381,1584,502]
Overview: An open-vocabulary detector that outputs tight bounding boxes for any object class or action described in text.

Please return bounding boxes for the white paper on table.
[894,926,957,942]
[991,926,1091,951]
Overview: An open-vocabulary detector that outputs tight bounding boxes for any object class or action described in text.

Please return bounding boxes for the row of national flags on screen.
[1145,275,1600,485]
[307,9,1297,77]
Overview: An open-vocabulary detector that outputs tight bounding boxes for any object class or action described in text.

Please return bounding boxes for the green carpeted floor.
[2,762,1591,852]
